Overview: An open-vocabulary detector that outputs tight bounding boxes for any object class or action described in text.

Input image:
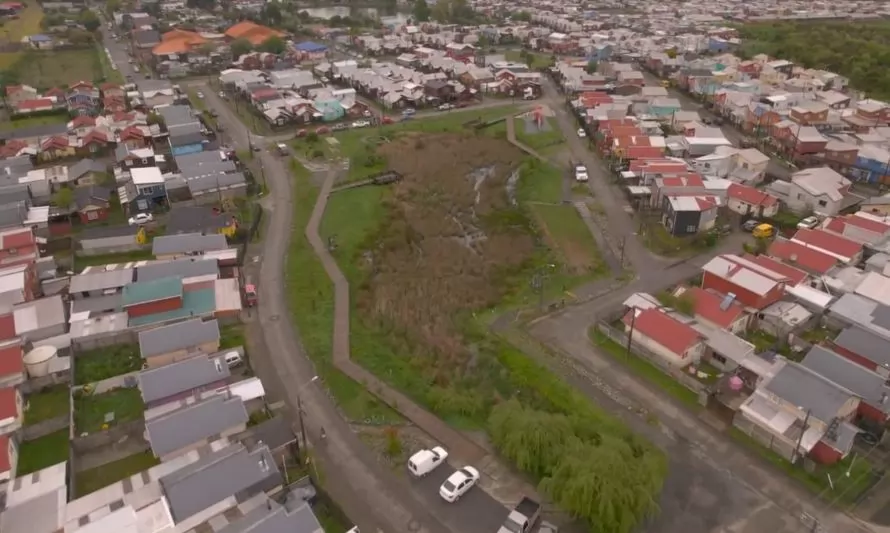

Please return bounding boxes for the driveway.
[200,88,459,533]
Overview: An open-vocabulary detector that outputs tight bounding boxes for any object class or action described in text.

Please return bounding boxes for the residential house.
[811,139,859,176]
[769,167,852,216]
[0,228,38,267]
[4,85,39,109]
[727,183,779,218]
[791,229,863,265]
[127,166,168,209]
[167,206,238,237]
[66,81,100,115]
[675,286,749,334]
[14,295,66,342]
[67,159,108,188]
[661,195,720,236]
[802,345,890,425]
[768,238,839,275]
[743,254,810,287]
[293,41,328,62]
[145,394,249,460]
[822,214,890,245]
[152,29,208,63]
[790,101,830,126]
[852,144,890,184]
[152,233,229,260]
[158,105,205,156]
[701,254,789,310]
[829,326,890,378]
[623,307,705,367]
[0,387,23,436]
[123,275,185,320]
[73,186,112,224]
[0,339,24,388]
[224,21,283,47]
[137,317,221,368]
[138,353,230,409]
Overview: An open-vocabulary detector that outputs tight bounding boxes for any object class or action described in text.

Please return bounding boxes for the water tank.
[23,345,57,378]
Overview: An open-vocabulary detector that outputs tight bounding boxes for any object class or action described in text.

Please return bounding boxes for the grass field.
[24,385,70,426]
[74,387,145,434]
[74,344,143,385]
[76,452,160,496]
[0,113,68,132]
[513,116,564,152]
[505,50,555,70]
[16,49,101,89]
[531,203,607,276]
[17,430,68,475]
[0,1,43,43]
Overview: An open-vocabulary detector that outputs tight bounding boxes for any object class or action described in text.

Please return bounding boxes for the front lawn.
[17,430,68,475]
[219,324,246,350]
[0,113,68,133]
[74,388,145,434]
[24,386,70,426]
[74,344,144,385]
[75,451,159,496]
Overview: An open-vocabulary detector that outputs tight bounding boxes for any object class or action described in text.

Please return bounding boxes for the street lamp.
[296,375,320,454]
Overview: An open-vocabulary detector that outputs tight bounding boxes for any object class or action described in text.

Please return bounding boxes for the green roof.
[128,287,216,327]
[122,276,183,307]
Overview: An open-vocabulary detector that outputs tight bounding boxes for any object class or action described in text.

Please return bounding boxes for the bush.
[384,426,402,457]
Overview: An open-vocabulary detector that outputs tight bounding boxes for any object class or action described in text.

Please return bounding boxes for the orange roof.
[153,29,207,56]
[225,21,283,46]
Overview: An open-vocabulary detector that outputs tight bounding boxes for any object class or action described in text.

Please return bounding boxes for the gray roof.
[159,443,280,523]
[765,362,853,423]
[152,232,228,256]
[0,122,67,142]
[0,203,27,229]
[216,501,322,533]
[137,257,219,282]
[169,131,206,148]
[0,487,65,533]
[70,293,122,315]
[157,105,197,128]
[74,185,111,210]
[175,150,226,169]
[138,353,230,404]
[138,317,220,359]
[68,158,108,181]
[137,79,174,94]
[166,206,233,235]
[133,28,161,46]
[833,326,890,368]
[69,268,134,293]
[801,345,890,413]
[188,171,247,195]
[147,394,248,458]
[0,184,31,207]
[242,416,297,451]
[181,160,237,178]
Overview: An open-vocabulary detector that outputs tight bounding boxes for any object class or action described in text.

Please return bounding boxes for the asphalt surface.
[410,466,510,533]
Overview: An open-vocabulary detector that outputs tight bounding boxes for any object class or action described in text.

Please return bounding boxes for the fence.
[20,372,70,394]
[22,415,69,441]
[77,242,148,257]
[595,323,707,394]
[71,330,137,352]
[237,204,263,266]
[733,413,798,463]
[71,419,146,454]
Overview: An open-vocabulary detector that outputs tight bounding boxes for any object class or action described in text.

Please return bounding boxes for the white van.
[407,446,448,477]
[224,351,243,368]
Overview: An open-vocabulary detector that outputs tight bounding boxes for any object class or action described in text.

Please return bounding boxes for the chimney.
[882,392,887,405]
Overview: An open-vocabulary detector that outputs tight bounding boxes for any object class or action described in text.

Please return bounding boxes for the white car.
[218,91,226,99]
[407,446,448,477]
[797,216,820,230]
[577,128,586,138]
[574,165,589,182]
[439,466,480,503]
[196,91,204,99]
[351,120,371,128]
[438,103,454,111]
[128,212,153,226]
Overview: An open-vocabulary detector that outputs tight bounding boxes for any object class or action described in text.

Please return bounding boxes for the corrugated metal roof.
[138,353,229,404]
[137,317,219,359]
[122,276,183,307]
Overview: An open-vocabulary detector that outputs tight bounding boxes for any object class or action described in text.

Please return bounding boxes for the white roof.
[792,167,849,202]
[130,166,164,186]
[702,254,785,296]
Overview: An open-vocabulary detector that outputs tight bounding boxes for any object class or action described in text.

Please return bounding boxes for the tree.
[105,0,121,14]
[258,35,285,55]
[664,48,678,59]
[79,9,100,32]
[52,188,74,209]
[261,2,282,26]
[512,10,531,22]
[230,38,253,59]
[488,399,574,478]
[585,59,598,74]
[413,0,431,22]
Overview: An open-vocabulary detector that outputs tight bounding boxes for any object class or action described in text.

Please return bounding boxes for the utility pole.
[791,409,812,465]
[619,235,627,267]
[531,269,545,310]
[625,307,637,357]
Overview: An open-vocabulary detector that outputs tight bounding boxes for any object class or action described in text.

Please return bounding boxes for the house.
[146,394,249,460]
[166,206,238,237]
[739,361,859,465]
[0,434,15,482]
[0,339,24,388]
[293,40,328,62]
[152,29,208,61]
[726,183,779,219]
[623,307,705,367]
[829,326,890,377]
[14,294,67,342]
[157,443,280,522]
[225,21,283,47]
[791,229,863,265]
[661,195,720,236]
[0,387,22,436]
[801,345,890,425]
[138,317,221,368]
[217,498,323,533]
[701,254,789,310]
[123,276,185,320]
[138,353,230,409]
[128,166,168,207]
[743,254,809,287]
[66,81,100,115]
[0,228,38,267]
[73,186,112,224]
[152,233,229,260]
[822,214,890,245]
[768,238,839,275]
[770,167,852,216]
[67,158,107,187]
[675,286,749,334]
[424,79,455,101]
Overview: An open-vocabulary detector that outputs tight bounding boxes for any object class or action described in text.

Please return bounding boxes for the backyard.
[74,344,143,385]
[73,249,154,270]
[16,429,68,476]
[74,387,145,434]
[75,451,160,496]
[220,324,246,350]
[24,385,70,426]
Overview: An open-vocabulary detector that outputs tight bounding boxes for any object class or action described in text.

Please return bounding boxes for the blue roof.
[294,41,327,53]
[30,34,52,42]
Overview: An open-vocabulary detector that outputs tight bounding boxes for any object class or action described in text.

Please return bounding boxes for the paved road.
[410,466,509,533]
[200,88,459,533]
[527,79,873,533]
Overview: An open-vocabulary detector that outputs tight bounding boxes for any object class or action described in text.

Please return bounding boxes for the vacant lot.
[75,344,143,385]
[15,49,100,89]
[74,387,145,434]
[532,203,605,275]
[0,1,43,43]
[0,113,68,133]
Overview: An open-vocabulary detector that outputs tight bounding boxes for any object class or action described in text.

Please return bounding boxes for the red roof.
[1,228,34,249]
[119,125,145,140]
[623,308,701,356]
[41,135,68,151]
[81,130,109,145]
[768,239,837,274]
[68,80,94,90]
[69,115,96,129]
[662,174,704,187]
[0,434,9,474]
[0,314,14,342]
[0,387,17,421]
[727,183,778,207]
[17,98,54,110]
[742,254,808,286]
[44,87,65,98]
[825,214,890,235]
[684,287,745,328]
[792,228,862,260]
[626,146,664,159]
[0,342,23,378]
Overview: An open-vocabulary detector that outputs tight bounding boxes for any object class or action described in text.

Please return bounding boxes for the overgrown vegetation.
[73,387,145,434]
[739,20,890,100]
[75,344,143,385]
[24,385,70,426]
[655,290,695,315]
[76,452,160,497]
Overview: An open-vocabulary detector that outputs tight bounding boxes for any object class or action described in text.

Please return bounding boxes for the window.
[686,225,696,233]
[87,210,98,220]
[818,200,827,207]
[797,193,804,200]
[712,353,727,365]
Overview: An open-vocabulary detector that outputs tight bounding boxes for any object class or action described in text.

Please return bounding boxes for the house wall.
[630,329,703,367]
[126,296,183,318]
[158,421,246,461]
[0,388,24,436]
[857,401,888,425]
[78,207,109,224]
[810,439,843,465]
[145,379,229,409]
[145,340,221,369]
[701,271,784,309]
[786,182,842,215]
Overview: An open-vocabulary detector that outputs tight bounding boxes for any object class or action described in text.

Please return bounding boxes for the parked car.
[577,128,586,138]
[401,108,416,117]
[224,351,243,368]
[439,466,480,502]
[574,164,588,182]
[497,497,541,533]
[332,123,349,131]
[407,446,448,477]
[797,216,820,230]
[195,91,204,99]
[276,143,289,155]
[742,219,760,232]
[351,120,371,128]
[218,91,226,99]
[381,116,394,124]
[128,212,153,226]
[438,103,454,111]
